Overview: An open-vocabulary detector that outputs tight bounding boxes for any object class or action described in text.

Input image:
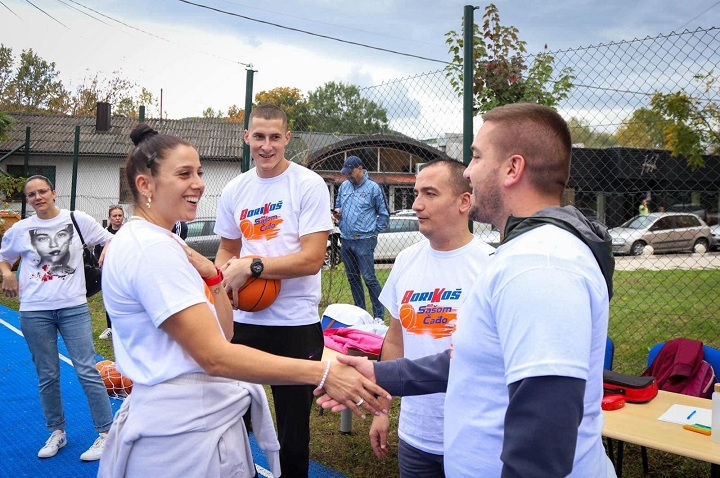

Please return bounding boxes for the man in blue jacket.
[334,156,389,320]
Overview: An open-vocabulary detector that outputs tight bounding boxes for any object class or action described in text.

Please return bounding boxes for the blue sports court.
[0,305,346,478]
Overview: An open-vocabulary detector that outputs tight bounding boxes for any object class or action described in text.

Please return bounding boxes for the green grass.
[610,269,720,374]
[2,266,719,477]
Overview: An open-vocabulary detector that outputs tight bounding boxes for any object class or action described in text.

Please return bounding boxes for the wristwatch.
[250,257,264,278]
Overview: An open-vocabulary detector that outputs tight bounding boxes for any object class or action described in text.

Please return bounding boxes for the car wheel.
[324,246,341,267]
[694,238,709,254]
[630,241,646,256]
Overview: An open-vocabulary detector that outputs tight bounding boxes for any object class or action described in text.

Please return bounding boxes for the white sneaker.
[79,432,107,461]
[38,430,67,458]
[98,328,112,339]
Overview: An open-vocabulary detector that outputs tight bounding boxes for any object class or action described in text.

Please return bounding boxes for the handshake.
[314,355,388,418]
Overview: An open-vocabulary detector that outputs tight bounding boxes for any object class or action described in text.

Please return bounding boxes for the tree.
[0,46,158,118]
[614,108,670,149]
[0,45,13,107]
[226,104,245,123]
[201,107,225,119]
[445,4,574,114]
[567,117,617,148]
[646,72,720,169]
[6,48,67,113]
[614,73,720,170]
[115,87,161,119]
[0,111,14,141]
[68,72,139,116]
[305,81,388,134]
[254,87,308,130]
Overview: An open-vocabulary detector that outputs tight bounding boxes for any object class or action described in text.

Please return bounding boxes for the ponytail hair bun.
[130,124,159,146]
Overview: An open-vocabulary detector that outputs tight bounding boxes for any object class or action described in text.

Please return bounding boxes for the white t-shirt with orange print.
[215,162,333,327]
[379,236,495,456]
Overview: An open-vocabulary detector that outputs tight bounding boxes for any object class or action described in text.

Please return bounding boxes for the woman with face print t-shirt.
[0,175,115,462]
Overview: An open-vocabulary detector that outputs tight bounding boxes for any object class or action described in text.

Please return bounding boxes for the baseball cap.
[340,156,363,174]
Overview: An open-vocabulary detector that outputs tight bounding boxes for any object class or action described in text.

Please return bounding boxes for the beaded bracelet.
[315,360,331,391]
[204,267,224,286]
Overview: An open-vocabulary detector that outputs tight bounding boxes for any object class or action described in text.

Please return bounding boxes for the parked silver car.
[325,216,424,266]
[184,218,219,261]
[711,224,720,251]
[609,212,712,256]
[325,217,500,266]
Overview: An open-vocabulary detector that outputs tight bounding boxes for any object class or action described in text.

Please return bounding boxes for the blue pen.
[687,409,697,420]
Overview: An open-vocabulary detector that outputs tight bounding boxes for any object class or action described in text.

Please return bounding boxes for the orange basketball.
[119,375,134,395]
[95,359,113,372]
[96,360,133,396]
[96,361,121,393]
[229,276,281,312]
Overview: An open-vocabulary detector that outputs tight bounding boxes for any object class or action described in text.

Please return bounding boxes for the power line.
[676,0,720,30]
[177,0,449,65]
[0,0,21,18]
[53,0,113,28]
[58,0,253,67]
[216,0,444,49]
[23,0,67,28]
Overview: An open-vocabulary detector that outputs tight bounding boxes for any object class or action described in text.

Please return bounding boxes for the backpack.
[681,360,716,398]
[642,338,716,398]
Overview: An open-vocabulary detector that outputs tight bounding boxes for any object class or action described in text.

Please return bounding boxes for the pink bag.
[323,328,383,357]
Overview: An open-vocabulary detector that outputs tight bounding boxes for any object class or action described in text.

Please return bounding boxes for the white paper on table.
[657,403,712,427]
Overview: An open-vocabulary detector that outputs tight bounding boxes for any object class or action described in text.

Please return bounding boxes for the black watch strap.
[251,257,263,278]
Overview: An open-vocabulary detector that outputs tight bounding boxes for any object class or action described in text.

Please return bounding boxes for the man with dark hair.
[334,155,389,320]
[369,158,494,477]
[321,103,616,477]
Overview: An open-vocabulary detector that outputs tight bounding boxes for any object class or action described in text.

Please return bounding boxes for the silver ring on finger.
[355,397,364,407]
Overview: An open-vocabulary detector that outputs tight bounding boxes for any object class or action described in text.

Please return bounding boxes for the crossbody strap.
[69,211,87,247]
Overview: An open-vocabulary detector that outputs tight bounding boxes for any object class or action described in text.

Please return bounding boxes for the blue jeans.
[20,304,113,433]
[340,237,384,318]
[398,438,445,478]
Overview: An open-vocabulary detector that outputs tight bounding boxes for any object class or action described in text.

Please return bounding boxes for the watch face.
[251,258,263,276]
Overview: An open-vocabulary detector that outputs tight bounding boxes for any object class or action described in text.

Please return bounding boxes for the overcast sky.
[2,0,720,123]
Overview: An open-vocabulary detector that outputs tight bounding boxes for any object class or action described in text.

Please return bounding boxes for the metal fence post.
[242,67,256,173]
[21,127,30,218]
[70,125,80,211]
[463,5,478,233]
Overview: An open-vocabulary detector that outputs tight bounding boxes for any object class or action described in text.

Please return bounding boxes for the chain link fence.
[548,27,720,373]
[1,28,719,375]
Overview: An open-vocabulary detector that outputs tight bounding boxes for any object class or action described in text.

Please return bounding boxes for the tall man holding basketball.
[215,103,333,477]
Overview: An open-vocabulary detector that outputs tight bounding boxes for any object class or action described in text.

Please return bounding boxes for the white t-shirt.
[102,219,224,385]
[379,237,494,456]
[444,225,611,477]
[0,209,112,311]
[215,162,333,326]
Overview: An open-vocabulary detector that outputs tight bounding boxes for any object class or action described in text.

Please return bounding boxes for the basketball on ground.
[95,360,133,396]
[119,375,134,395]
[229,276,281,312]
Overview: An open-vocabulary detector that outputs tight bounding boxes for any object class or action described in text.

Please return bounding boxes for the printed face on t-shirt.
[29,224,76,277]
